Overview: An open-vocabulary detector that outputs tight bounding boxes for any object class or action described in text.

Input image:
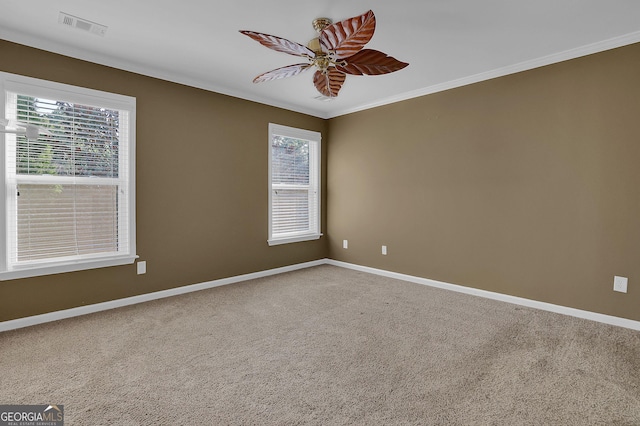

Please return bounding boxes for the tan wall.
[2,39,639,324]
[0,40,328,322]
[327,43,640,321]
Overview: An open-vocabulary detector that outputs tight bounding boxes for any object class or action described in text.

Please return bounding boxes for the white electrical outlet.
[343,240,348,249]
[137,261,147,275]
[382,245,387,255]
[613,276,628,293]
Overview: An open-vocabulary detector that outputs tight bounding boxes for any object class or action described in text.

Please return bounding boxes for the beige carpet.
[1,265,639,425]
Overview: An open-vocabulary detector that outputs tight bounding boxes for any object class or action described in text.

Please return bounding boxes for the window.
[0,72,136,280]
[268,123,321,245]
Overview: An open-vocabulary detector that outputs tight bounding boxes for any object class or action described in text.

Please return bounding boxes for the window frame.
[268,123,321,246]
[0,72,137,280]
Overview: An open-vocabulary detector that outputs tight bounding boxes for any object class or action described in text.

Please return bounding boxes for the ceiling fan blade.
[239,31,315,58]
[0,119,25,136]
[313,68,346,98]
[320,10,375,59]
[0,119,52,140]
[0,127,42,140]
[336,49,409,76]
[253,63,312,83]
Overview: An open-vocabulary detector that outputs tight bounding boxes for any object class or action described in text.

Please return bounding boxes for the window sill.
[0,255,138,281]
[268,233,323,246]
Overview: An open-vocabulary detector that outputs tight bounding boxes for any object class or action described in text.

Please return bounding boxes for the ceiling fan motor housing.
[308,18,332,57]
[307,37,323,55]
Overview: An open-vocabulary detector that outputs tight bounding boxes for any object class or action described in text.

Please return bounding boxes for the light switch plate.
[614,276,627,293]
[137,261,147,275]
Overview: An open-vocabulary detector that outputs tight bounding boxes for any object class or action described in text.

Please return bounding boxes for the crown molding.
[328,30,640,118]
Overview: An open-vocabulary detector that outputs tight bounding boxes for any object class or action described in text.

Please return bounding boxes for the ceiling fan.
[240,10,409,98]
[0,118,50,140]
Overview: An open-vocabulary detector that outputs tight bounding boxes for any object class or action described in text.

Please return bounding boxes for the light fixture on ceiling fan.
[240,10,409,98]
[0,118,50,140]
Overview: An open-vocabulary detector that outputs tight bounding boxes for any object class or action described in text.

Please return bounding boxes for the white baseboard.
[326,260,640,331]
[3,258,639,333]
[0,259,326,333]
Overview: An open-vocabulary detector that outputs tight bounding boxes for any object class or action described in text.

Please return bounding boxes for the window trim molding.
[267,123,321,246]
[0,71,137,280]
[267,233,322,247]
[0,255,138,281]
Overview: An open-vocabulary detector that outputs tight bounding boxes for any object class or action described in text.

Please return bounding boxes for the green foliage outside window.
[15,95,120,178]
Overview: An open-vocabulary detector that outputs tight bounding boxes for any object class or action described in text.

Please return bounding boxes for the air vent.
[58,12,107,37]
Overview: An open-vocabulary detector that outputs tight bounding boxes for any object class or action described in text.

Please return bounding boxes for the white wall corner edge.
[1,258,639,333]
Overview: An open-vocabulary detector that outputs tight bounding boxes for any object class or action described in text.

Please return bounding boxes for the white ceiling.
[1,1,640,119]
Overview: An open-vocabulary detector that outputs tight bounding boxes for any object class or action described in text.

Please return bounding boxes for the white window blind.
[0,72,137,279]
[268,124,321,246]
